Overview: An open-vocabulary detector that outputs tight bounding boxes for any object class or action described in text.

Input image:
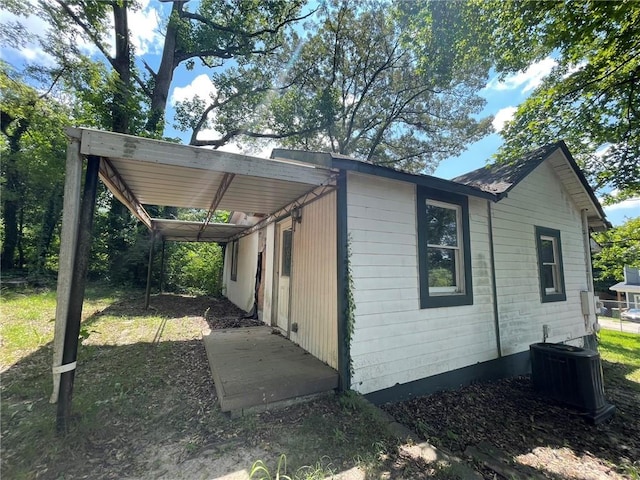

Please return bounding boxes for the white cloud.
[129,0,162,56]
[603,197,640,213]
[0,10,56,66]
[486,57,557,93]
[170,74,217,106]
[492,106,517,132]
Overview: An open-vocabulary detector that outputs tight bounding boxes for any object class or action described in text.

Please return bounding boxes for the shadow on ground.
[1,294,411,480]
[383,361,640,479]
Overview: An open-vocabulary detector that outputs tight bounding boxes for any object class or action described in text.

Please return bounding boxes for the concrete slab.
[203,327,338,413]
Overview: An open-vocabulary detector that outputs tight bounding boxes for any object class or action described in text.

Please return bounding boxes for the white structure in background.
[610,266,640,309]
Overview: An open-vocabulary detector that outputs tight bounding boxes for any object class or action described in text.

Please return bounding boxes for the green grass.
[1,285,421,480]
[599,329,640,384]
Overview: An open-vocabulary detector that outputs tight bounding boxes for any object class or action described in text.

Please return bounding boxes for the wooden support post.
[144,231,155,310]
[159,239,165,294]
[51,136,83,403]
[56,155,100,433]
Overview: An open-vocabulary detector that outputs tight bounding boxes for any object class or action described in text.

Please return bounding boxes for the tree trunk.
[1,118,28,271]
[145,1,186,134]
[36,189,62,273]
[112,1,131,134]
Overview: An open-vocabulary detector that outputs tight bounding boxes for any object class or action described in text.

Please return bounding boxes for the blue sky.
[1,0,638,225]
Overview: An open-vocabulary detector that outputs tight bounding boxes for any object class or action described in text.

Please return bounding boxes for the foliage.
[164,241,225,296]
[471,0,640,200]
[209,0,492,172]
[592,218,640,291]
[0,62,71,272]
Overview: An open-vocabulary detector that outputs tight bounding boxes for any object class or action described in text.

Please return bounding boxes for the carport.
[52,128,338,428]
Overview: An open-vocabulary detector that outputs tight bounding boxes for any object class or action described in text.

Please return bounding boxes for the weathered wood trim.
[79,128,331,186]
[99,158,152,229]
[51,136,83,403]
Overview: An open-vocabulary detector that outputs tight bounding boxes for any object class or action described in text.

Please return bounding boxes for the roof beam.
[99,158,152,229]
[79,128,332,186]
[200,172,235,235]
[229,183,337,241]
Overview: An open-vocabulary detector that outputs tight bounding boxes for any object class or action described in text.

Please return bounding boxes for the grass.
[0,284,413,480]
[599,328,640,385]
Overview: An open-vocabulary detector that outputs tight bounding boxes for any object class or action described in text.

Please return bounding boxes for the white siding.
[289,192,338,368]
[347,172,497,394]
[492,162,589,354]
[223,232,258,312]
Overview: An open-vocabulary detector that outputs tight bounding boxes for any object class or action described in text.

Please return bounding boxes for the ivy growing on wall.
[345,233,356,376]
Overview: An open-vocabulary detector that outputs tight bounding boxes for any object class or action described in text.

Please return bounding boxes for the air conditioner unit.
[530,342,615,424]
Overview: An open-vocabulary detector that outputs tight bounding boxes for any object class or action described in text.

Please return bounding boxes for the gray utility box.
[530,342,615,424]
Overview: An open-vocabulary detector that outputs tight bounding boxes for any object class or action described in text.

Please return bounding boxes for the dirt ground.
[383,369,640,479]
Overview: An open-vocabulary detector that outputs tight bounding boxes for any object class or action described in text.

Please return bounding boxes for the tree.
[0,63,71,272]
[192,0,493,172]
[472,0,640,200]
[592,218,640,292]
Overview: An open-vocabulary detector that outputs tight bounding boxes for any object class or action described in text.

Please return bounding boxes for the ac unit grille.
[530,342,615,424]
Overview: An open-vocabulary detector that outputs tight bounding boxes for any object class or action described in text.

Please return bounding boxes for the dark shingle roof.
[452,142,563,196]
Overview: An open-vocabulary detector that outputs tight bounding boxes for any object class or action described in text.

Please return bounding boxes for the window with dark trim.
[417,187,473,308]
[535,226,566,302]
[230,241,239,281]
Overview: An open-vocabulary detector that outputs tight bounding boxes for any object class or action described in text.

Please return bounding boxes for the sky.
[1,0,638,226]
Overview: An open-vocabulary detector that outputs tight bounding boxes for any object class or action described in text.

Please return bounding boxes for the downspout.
[487,200,502,357]
[581,209,598,345]
[336,170,351,391]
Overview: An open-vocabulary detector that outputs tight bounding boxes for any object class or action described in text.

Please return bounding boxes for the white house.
[221,141,608,402]
[53,130,608,410]
[610,266,640,309]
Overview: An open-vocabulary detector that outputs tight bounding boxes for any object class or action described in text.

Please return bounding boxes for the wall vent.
[530,342,615,424]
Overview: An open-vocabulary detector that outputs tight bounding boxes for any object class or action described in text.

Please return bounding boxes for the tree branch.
[180,6,315,40]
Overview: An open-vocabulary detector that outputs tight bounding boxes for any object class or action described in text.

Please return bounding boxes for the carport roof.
[68,128,336,242]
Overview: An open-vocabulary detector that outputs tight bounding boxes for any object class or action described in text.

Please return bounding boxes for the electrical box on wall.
[580,291,595,316]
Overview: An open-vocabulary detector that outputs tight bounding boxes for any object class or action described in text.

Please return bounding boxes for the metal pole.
[56,155,100,433]
[145,231,156,309]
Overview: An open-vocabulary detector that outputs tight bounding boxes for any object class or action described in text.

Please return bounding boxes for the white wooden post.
[50,134,82,403]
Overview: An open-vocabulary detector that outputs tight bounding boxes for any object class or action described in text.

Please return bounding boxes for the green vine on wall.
[345,233,355,376]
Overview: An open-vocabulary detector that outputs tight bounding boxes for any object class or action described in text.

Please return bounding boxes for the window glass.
[540,238,555,264]
[427,248,456,288]
[426,203,458,247]
[535,226,566,302]
[417,188,472,308]
[281,229,292,277]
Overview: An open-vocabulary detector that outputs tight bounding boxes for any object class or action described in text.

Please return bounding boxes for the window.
[281,229,292,277]
[230,241,239,281]
[417,188,473,308]
[535,226,566,302]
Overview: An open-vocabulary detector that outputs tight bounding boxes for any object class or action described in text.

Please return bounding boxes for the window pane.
[281,229,292,277]
[426,203,458,247]
[540,238,555,264]
[541,264,555,291]
[428,248,456,287]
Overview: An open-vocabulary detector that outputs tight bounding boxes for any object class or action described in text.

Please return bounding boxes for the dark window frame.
[417,187,473,308]
[535,226,566,303]
[230,241,239,282]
